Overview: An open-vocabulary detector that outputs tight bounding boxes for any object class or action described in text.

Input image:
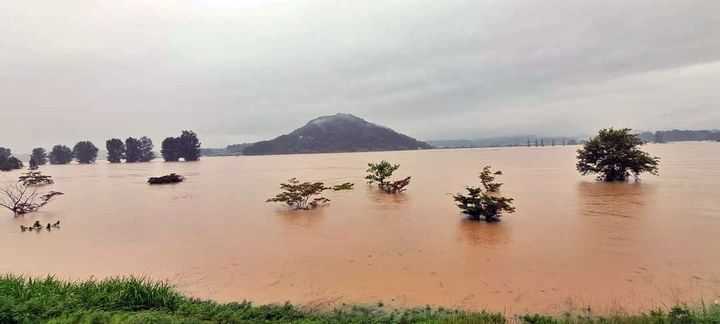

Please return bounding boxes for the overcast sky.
[1,0,719,152]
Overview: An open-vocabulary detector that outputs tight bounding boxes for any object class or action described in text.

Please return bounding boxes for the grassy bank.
[0,275,718,323]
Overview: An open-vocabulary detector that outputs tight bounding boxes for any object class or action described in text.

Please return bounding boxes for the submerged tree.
[72,141,99,164]
[452,166,515,222]
[49,145,73,165]
[577,128,660,182]
[161,131,201,162]
[0,148,23,171]
[30,148,48,166]
[18,171,54,186]
[179,131,201,161]
[0,182,63,215]
[161,137,181,162]
[125,137,142,163]
[139,136,156,162]
[106,138,125,163]
[266,178,330,210]
[365,161,411,194]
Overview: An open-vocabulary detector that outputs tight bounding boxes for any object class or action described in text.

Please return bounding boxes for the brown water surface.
[1,143,719,314]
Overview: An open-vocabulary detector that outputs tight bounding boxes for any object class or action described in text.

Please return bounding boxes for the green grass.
[1,274,719,323]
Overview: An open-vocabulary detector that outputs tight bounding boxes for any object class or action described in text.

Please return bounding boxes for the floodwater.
[1,142,719,314]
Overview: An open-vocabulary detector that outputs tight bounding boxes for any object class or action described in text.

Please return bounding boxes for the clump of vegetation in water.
[577,128,660,182]
[49,145,73,165]
[18,171,54,186]
[20,220,60,232]
[0,182,63,215]
[267,178,330,210]
[1,275,718,323]
[332,182,355,191]
[0,147,23,172]
[365,161,411,194]
[72,141,99,164]
[453,166,515,222]
[148,173,185,185]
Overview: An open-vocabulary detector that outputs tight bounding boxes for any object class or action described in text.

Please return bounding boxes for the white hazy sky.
[1,0,719,152]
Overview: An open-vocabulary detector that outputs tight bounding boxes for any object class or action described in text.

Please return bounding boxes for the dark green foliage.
[453,166,515,222]
[162,137,181,162]
[28,158,38,170]
[0,148,23,172]
[72,141,99,164]
[125,137,142,163]
[18,171,54,186]
[179,131,201,161]
[106,138,125,163]
[162,131,202,162]
[49,145,73,165]
[365,161,399,187]
[148,173,185,185]
[266,178,330,210]
[139,136,156,162]
[366,161,411,193]
[332,182,355,191]
[30,147,47,166]
[577,128,660,182]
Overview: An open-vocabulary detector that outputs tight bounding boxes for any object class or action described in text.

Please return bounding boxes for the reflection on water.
[0,142,719,314]
[456,219,511,247]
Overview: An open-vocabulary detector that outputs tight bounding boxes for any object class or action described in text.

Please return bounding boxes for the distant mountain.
[242,113,431,155]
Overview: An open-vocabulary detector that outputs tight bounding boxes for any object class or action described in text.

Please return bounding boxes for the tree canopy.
[72,141,99,164]
[161,131,201,162]
[452,166,515,222]
[49,145,73,165]
[266,178,330,210]
[365,161,411,194]
[576,128,660,182]
[139,136,155,162]
[106,138,125,163]
[125,137,142,163]
[0,148,23,171]
[30,148,48,166]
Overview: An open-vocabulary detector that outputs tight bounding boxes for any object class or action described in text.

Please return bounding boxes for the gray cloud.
[1,0,719,151]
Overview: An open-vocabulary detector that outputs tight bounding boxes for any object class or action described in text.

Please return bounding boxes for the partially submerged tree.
[0,148,23,171]
[73,141,99,164]
[577,128,660,182]
[161,131,201,162]
[49,145,73,165]
[18,171,54,186]
[161,137,181,162]
[266,178,330,210]
[148,173,185,185]
[30,148,48,166]
[332,182,355,191]
[106,138,126,163]
[139,136,156,162]
[365,161,411,194]
[0,182,63,215]
[452,166,515,222]
[125,137,142,163]
[179,131,201,161]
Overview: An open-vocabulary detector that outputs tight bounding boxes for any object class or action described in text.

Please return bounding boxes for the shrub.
[18,171,54,186]
[332,182,355,191]
[452,166,515,222]
[365,161,411,194]
[266,178,330,210]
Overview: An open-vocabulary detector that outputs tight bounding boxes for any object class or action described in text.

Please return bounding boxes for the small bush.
[452,166,515,222]
[332,182,355,191]
[266,178,330,210]
[366,161,411,194]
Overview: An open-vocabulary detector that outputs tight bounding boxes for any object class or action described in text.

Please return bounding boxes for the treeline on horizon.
[0,131,201,171]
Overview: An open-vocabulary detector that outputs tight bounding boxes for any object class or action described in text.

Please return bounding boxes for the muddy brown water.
[1,142,719,314]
